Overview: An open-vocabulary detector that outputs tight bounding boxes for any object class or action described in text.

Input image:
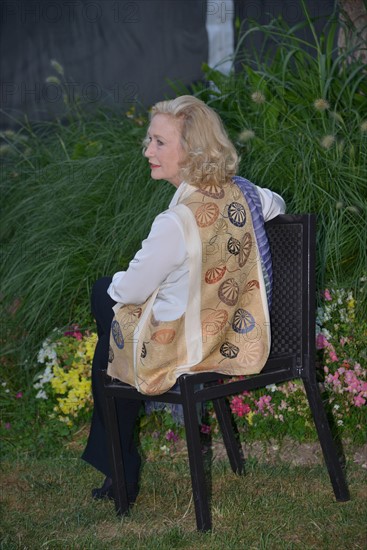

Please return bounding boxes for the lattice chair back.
[263,215,316,380]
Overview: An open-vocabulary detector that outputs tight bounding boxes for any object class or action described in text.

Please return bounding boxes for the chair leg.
[302,377,350,501]
[213,397,244,474]
[101,376,130,515]
[180,378,212,531]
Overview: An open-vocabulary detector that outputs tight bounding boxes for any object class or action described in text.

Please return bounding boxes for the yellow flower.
[246,411,255,426]
[313,98,330,111]
[40,330,97,424]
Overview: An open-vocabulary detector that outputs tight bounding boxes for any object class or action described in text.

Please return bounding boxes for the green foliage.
[316,285,367,438]
[0,379,73,458]
[0,110,175,366]
[192,15,367,303]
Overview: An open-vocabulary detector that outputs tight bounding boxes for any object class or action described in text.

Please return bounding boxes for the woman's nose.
[144,142,154,157]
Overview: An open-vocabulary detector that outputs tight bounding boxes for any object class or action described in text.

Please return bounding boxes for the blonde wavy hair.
[145,95,239,188]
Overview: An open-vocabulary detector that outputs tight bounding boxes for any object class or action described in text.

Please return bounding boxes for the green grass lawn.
[1,446,366,549]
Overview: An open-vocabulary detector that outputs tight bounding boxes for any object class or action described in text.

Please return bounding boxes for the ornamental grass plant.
[189,13,367,302]
[0,108,173,368]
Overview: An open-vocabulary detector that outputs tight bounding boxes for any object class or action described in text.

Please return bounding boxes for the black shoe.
[126,481,139,504]
[92,476,114,500]
[92,477,139,503]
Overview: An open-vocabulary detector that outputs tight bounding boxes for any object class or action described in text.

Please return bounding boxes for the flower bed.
[33,327,97,427]
[1,286,365,457]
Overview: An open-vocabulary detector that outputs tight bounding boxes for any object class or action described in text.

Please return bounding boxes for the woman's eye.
[157,139,164,146]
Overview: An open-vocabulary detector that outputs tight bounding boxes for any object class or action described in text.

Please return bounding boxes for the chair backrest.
[264,214,316,372]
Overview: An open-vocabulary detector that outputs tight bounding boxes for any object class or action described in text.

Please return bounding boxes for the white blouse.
[108,182,286,320]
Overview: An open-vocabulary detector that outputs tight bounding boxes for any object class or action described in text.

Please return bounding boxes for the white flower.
[36,390,48,399]
[316,307,324,324]
[33,365,55,393]
[37,339,58,365]
[266,384,277,392]
[321,328,331,340]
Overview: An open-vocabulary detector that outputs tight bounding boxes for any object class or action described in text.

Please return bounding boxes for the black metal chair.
[101,214,350,532]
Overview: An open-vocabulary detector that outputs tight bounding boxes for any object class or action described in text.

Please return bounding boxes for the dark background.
[0,0,336,127]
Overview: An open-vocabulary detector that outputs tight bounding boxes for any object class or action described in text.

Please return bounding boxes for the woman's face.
[144,114,186,188]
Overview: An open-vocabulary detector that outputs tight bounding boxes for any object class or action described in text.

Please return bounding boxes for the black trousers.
[81,277,142,482]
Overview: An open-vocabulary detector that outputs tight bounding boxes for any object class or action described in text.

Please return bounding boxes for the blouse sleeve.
[255,186,286,221]
[107,211,186,305]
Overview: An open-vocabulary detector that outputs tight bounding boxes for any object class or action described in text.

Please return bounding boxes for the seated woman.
[82,95,285,503]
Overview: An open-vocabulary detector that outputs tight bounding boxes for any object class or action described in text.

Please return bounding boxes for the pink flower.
[324,289,332,301]
[230,396,251,417]
[200,424,211,434]
[279,399,288,410]
[64,325,83,340]
[326,373,341,387]
[165,430,179,442]
[5,422,11,430]
[354,363,362,374]
[316,333,329,350]
[16,392,23,399]
[329,350,339,362]
[354,395,366,407]
[255,395,274,416]
[242,403,251,415]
